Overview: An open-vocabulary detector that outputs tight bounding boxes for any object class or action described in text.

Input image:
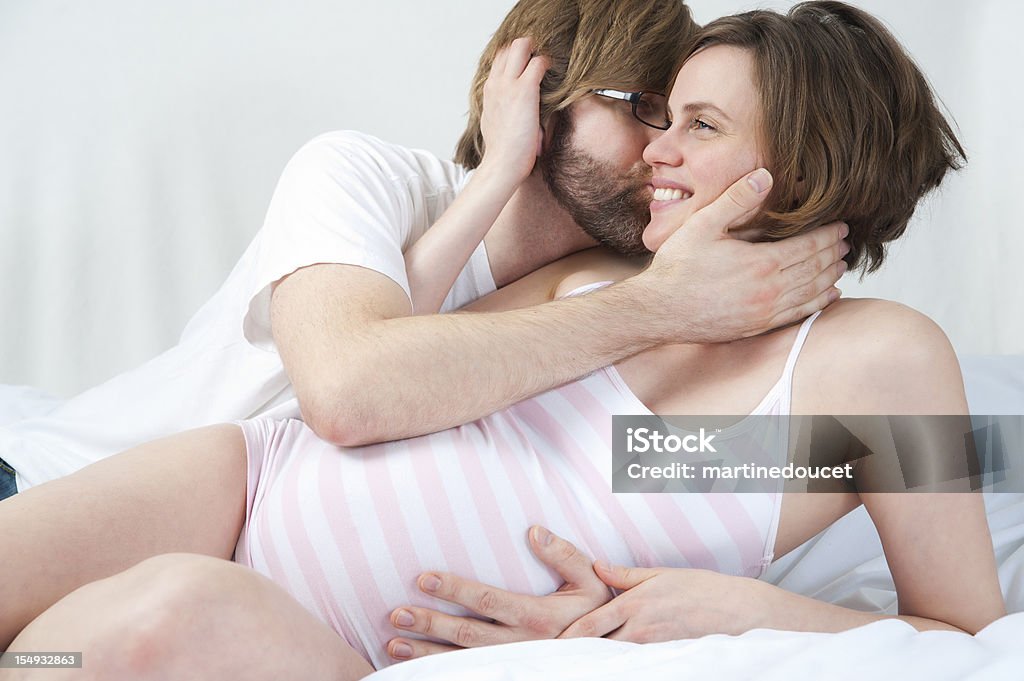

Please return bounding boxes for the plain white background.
[1,0,1021,396]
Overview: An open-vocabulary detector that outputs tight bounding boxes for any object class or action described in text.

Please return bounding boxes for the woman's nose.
[643,125,682,168]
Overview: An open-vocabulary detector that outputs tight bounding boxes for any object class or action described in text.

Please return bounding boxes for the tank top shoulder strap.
[782,311,822,376]
[558,280,615,299]
[775,310,823,413]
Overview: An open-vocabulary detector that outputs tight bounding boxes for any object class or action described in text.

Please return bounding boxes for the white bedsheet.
[0,384,61,428]
[369,612,1024,680]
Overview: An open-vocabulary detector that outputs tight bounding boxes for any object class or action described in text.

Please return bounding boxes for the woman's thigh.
[0,424,249,650]
[3,553,373,681]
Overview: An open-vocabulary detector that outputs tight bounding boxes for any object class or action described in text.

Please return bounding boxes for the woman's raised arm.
[403,37,548,314]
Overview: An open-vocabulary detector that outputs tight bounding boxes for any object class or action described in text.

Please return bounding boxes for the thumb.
[593,560,652,590]
[528,526,600,588]
[689,168,773,239]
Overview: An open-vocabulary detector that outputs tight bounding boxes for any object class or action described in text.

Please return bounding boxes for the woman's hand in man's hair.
[478,36,550,186]
[385,526,609,661]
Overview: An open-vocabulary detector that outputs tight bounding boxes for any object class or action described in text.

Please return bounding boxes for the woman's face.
[642,44,764,252]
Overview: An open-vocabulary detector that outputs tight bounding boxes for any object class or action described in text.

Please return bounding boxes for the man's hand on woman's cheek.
[386,526,610,661]
[631,168,850,344]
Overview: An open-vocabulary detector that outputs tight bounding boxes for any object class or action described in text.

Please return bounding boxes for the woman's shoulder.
[810,297,949,347]
[797,298,966,414]
[551,248,649,299]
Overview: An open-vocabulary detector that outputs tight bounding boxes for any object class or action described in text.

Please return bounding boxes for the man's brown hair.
[455,0,698,169]
[690,0,965,273]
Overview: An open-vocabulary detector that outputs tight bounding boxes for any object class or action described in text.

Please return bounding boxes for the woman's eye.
[690,118,716,132]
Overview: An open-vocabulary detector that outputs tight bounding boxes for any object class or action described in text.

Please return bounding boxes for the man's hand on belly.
[385,526,610,661]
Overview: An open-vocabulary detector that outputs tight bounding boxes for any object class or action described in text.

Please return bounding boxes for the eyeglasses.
[590,89,671,130]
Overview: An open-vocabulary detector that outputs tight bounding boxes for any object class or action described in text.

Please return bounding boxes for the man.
[0,0,842,499]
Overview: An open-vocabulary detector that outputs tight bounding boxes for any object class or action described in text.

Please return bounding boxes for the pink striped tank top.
[233,285,822,669]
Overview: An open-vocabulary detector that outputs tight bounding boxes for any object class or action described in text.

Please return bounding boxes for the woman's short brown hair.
[690,1,965,273]
[454,0,698,170]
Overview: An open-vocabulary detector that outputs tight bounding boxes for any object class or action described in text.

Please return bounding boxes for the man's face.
[540,95,660,257]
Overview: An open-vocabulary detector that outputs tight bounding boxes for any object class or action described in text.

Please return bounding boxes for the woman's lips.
[649,183,693,211]
[650,193,692,212]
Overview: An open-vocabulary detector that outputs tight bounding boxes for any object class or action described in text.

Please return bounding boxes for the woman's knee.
[133,552,250,595]
[78,554,257,679]
[5,555,224,680]
[17,554,371,681]
[116,553,265,642]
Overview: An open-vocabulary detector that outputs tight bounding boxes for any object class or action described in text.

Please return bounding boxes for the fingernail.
[421,574,442,593]
[838,260,848,275]
[747,168,772,193]
[841,241,851,257]
[395,609,414,627]
[841,223,850,238]
[594,559,611,573]
[533,526,553,546]
[391,642,413,659]
[829,288,841,302]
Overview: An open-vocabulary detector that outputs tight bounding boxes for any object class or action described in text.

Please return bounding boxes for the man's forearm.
[311,279,670,446]
[298,171,849,447]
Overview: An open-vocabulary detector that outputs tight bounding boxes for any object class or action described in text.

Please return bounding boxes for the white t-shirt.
[0,131,497,491]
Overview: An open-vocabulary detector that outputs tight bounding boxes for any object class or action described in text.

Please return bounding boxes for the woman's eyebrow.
[678,101,733,123]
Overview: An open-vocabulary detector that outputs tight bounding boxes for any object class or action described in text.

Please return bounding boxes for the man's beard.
[540,114,652,257]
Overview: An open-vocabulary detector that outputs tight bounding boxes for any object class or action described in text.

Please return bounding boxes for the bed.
[369,613,1024,680]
